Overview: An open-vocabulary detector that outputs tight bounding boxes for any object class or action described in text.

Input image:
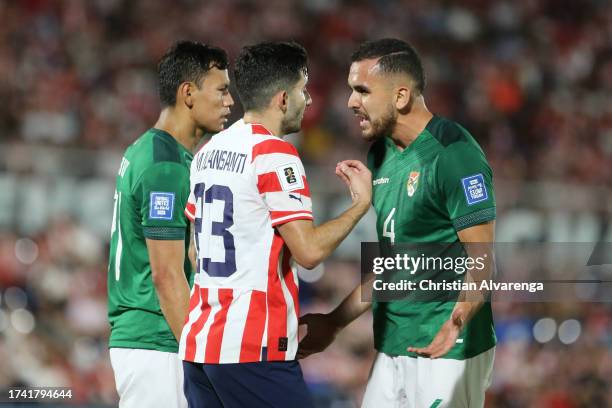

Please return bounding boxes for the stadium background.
[0,0,610,406]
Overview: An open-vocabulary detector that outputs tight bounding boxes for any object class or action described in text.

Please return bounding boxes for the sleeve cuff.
[271,212,314,227]
[143,226,186,240]
[452,207,496,231]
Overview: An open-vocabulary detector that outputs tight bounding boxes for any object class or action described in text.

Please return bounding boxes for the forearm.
[311,202,368,263]
[154,273,191,341]
[330,276,373,328]
[453,223,495,326]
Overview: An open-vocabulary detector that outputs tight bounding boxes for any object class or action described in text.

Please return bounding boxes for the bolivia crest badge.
[407,171,420,197]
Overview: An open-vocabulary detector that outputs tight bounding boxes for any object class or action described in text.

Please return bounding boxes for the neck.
[154,107,203,152]
[243,110,283,137]
[390,97,433,150]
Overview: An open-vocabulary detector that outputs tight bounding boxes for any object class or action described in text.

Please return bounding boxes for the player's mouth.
[354,112,370,128]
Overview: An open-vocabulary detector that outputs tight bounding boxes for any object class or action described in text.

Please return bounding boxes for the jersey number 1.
[194,182,237,277]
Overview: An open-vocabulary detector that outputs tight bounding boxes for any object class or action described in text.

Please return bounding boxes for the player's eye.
[355,86,369,94]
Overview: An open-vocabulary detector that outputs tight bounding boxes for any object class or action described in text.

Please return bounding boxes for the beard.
[362,106,397,142]
[281,106,304,135]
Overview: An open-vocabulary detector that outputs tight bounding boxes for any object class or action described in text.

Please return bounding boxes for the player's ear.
[272,90,289,114]
[395,86,411,112]
[180,82,195,109]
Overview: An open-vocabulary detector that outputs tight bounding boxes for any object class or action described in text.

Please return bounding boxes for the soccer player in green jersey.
[298,39,496,407]
[107,41,234,408]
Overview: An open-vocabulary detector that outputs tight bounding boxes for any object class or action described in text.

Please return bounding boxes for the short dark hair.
[351,38,425,94]
[158,40,229,107]
[234,41,308,112]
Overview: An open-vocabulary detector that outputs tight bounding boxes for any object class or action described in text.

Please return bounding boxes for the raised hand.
[335,160,372,212]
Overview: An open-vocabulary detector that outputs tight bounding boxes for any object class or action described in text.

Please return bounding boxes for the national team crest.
[406,171,420,197]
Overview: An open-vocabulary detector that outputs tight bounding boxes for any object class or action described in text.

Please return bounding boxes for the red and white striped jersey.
[179,120,313,364]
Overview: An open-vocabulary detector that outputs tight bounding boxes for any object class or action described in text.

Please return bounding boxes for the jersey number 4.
[194,182,237,277]
[383,207,396,244]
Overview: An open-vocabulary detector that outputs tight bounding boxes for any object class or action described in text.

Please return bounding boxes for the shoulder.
[252,136,299,160]
[428,116,471,147]
[428,116,485,160]
[148,131,182,165]
[250,122,300,161]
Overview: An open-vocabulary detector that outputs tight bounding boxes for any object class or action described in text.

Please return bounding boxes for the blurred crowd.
[1,0,611,185]
[0,0,611,406]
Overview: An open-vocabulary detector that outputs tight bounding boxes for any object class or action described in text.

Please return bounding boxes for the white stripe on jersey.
[272,212,314,224]
[218,289,252,364]
[262,192,313,212]
[278,249,299,359]
[193,288,220,363]
[178,282,203,357]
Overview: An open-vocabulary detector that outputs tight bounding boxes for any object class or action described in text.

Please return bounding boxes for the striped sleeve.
[252,138,313,227]
[184,190,196,222]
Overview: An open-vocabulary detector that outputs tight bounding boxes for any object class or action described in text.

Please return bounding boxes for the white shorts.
[109,348,187,408]
[362,348,495,408]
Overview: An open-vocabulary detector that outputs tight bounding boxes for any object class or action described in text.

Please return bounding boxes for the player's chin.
[361,129,378,142]
[284,122,302,135]
[211,118,229,133]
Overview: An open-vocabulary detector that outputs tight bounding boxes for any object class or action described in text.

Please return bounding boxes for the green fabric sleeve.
[137,162,190,229]
[436,142,496,231]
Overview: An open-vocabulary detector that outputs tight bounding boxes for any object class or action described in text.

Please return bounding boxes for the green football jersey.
[108,128,194,353]
[368,115,496,360]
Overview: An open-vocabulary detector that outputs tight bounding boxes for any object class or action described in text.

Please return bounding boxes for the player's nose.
[347,91,359,110]
[225,92,235,107]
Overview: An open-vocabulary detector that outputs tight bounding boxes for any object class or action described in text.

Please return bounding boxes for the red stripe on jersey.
[251,123,272,135]
[282,247,300,320]
[204,288,234,363]
[239,290,267,362]
[252,139,298,162]
[184,287,210,362]
[257,174,310,196]
[185,203,196,221]
[266,233,287,361]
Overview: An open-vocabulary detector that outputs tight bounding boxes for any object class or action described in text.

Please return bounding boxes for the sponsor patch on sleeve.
[461,174,488,205]
[149,192,175,220]
[275,162,304,191]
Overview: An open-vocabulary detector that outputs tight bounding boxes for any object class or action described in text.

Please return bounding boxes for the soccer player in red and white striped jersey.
[179,41,372,407]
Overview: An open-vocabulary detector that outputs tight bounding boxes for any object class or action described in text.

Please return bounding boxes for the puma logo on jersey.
[289,194,302,203]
